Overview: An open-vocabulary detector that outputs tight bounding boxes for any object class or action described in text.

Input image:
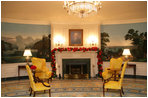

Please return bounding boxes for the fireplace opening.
[62,59,90,79]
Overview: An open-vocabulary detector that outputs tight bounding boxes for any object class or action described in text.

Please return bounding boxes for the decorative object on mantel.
[51,47,103,78]
[63,1,102,18]
[54,35,65,47]
[87,36,98,46]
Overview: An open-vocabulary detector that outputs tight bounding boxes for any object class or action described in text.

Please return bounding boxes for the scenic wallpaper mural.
[1,22,147,63]
[1,22,51,63]
[101,22,147,62]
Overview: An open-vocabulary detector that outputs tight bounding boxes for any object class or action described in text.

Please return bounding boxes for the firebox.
[62,59,90,79]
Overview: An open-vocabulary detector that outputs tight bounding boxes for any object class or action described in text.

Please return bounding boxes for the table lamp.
[122,49,131,61]
[23,49,32,65]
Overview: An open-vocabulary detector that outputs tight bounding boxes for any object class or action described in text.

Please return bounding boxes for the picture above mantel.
[69,29,83,46]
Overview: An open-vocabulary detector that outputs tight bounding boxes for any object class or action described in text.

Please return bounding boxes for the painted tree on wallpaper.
[101,32,110,60]
[125,29,147,61]
[32,34,51,61]
[1,22,51,63]
[101,32,123,61]
[101,32,110,50]
[101,22,147,62]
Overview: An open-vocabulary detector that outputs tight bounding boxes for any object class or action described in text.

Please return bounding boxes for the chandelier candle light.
[63,1,102,18]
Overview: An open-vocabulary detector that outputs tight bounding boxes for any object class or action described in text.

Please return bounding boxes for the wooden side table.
[18,65,26,80]
[122,63,136,78]
[127,63,136,78]
[18,64,32,80]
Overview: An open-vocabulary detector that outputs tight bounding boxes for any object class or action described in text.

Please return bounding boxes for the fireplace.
[62,59,90,79]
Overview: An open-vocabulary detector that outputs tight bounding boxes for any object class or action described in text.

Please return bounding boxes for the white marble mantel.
[55,51,98,77]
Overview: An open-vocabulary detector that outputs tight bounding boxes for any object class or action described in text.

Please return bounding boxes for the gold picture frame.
[69,29,83,46]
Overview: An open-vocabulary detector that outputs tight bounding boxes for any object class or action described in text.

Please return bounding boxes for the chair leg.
[49,89,51,97]
[102,77,103,81]
[33,91,36,97]
[120,89,122,97]
[121,87,124,95]
[50,78,52,82]
[30,88,32,96]
[103,83,105,97]
[29,87,31,91]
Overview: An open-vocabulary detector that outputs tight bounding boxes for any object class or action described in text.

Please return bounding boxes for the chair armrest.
[36,77,50,87]
[107,68,111,70]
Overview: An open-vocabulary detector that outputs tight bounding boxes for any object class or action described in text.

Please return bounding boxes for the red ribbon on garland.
[51,47,103,78]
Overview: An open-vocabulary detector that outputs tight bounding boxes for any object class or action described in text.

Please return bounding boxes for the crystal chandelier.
[63,1,102,18]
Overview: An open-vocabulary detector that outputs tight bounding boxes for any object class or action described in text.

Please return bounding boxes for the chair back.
[26,65,36,89]
[119,61,128,85]
[31,57,46,72]
[110,58,123,70]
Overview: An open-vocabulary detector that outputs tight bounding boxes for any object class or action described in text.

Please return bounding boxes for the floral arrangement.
[30,65,37,70]
[51,47,103,78]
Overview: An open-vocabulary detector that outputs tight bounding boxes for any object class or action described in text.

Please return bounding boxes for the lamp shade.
[23,49,32,56]
[122,49,131,56]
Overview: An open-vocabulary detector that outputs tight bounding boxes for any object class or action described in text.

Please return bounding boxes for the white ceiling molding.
[2,17,147,25]
[1,18,50,25]
[101,18,147,25]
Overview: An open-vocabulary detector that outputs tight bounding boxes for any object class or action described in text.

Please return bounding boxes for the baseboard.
[1,75,147,81]
[124,75,147,79]
[1,76,29,82]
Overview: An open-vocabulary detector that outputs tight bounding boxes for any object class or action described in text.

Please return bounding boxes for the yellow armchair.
[26,65,51,97]
[102,57,123,81]
[31,57,52,82]
[103,61,128,97]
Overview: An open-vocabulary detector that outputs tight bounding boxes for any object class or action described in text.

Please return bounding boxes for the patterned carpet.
[1,78,147,97]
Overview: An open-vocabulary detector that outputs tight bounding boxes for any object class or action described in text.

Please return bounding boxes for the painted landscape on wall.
[101,22,147,62]
[1,22,51,63]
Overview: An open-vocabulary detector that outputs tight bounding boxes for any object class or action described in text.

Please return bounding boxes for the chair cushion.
[35,72,51,79]
[105,81,121,89]
[110,58,123,70]
[102,70,112,80]
[31,57,44,72]
[34,82,50,91]
[31,57,52,80]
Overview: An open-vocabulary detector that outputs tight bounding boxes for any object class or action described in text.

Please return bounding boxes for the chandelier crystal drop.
[63,1,102,18]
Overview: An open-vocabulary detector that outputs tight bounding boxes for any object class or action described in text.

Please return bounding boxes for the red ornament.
[52,68,56,71]
[86,48,89,51]
[83,47,85,52]
[97,61,101,65]
[99,51,102,55]
[79,48,82,51]
[99,66,103,70]
[30,65,37,70]
[52,72,54,76]
[51,64,55,67]
[101,61,103,64]
[98,58,101,61]
[99,71,102,76]
[67,48,71,51]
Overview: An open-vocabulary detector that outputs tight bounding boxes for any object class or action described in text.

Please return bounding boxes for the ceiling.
[1,1,147,24]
